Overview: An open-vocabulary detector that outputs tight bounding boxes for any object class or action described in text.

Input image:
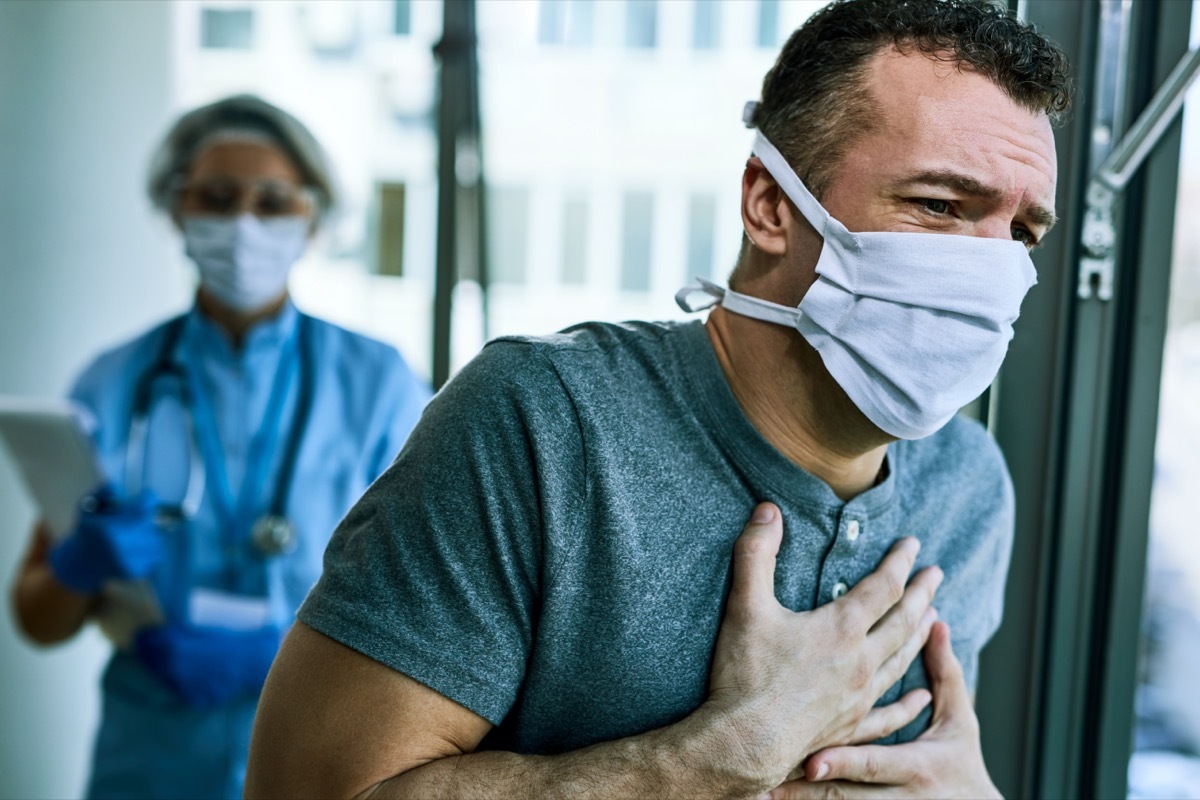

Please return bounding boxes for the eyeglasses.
[176,177,315,218]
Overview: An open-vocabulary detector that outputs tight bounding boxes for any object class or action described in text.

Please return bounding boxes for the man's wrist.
[669,701,788,796]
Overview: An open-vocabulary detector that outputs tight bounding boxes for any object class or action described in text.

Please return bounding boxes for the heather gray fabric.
[298,319,1014,755]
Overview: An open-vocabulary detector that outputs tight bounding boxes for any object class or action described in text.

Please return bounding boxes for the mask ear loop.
[751,131,833,236]
[676,277,809,330]
[675,278,724,312]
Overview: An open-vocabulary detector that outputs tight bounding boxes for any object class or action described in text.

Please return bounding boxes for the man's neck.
[705,306,892,501]
[196,289,289,351]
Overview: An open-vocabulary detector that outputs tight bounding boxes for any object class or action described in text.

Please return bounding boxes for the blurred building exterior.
[177,0,823,376]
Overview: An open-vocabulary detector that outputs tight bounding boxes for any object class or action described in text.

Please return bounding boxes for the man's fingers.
[869,564,942,639]
[728,503,784,606]
[840,537,920,628]
[846,688,932,744]
[870,605,937,697]
[925,620,972,724]
[805,743,921,785]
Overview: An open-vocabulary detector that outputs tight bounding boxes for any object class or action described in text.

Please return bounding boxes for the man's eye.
[917,198,951,215]
[1012,228,1041,249]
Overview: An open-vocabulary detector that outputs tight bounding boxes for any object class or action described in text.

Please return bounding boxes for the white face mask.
[678,125,1038,440]
[183,214,308,312]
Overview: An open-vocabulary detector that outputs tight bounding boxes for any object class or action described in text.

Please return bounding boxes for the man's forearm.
[365,707,767,800]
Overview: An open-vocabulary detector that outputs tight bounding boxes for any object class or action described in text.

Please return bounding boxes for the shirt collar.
[180,296,300,363]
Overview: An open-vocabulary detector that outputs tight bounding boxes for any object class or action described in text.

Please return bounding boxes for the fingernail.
[919,689,932,705]
[752,504,775,523]
[815,762,830,781]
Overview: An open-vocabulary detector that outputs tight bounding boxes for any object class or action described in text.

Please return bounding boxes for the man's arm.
[246,504,942,799]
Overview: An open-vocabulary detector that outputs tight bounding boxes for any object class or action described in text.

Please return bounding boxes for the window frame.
[978,1,1194,797]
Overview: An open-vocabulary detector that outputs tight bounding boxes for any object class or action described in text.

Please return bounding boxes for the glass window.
[1128,4,1200,797]
[693,0,720,51]
[488,185,531,286]
[539,0,567,45]
[200,8,254,50]
[566,0,594,47]
[475,0,816,350]
[625,0,657,49]
[620,191,654,292]
[686,193,717,283]
[375,183,406,278]
[757,0,780,49]
[561,192,589,286]
[394,0,412,36]
[540,0,594,48]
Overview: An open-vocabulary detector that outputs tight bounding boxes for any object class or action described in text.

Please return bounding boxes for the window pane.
[621,191,654,292]
[488,186,530,286]
[394,0,412,36]
[1129,3,1200,797]
[625,0,657,49]
[538,0,566,45]
[375,183,407,278]
[693,0,720,50]
[201,8,254,50]
[475,0,820,351]
[562,192,589,286]
[566,0,594,47]
[686,193,717,283]
[757,0,780,49]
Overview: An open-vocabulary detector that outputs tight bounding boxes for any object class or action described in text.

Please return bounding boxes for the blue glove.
[48,487,163,595]
[133,623,282,709]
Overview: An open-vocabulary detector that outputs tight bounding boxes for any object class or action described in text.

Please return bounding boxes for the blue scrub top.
[68,299,431,800]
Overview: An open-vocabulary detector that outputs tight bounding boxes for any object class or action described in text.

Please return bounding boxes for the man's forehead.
[859,47,1059,200]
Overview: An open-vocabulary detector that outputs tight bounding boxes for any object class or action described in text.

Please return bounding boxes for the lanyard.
[180,320,302,546]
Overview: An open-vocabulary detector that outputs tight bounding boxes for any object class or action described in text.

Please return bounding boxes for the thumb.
[925,621,972,725]
[729,503,783,608]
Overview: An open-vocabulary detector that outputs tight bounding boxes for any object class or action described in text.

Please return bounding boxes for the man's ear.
[740,157,790,256]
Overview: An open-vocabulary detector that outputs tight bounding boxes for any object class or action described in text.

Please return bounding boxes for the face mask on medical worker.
[183,213,308,312]
[678,103,1038,441]
[178,175,313,312]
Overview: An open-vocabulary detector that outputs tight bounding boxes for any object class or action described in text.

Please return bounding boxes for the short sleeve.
[297,339,585,725]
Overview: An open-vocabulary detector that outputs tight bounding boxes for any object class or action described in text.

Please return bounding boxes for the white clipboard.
[0,395,164,647]
[0,396,105,538]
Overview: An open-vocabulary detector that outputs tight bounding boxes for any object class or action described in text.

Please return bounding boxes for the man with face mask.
[246,1,1070,797]
[11,95,431,799]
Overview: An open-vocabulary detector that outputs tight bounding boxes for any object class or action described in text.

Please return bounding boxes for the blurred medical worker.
[10,94,431,799]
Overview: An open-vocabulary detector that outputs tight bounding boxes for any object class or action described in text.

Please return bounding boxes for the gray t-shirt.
[299,320,1013,755]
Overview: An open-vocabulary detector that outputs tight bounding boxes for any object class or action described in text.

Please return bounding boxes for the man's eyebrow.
[894,170,1058,233]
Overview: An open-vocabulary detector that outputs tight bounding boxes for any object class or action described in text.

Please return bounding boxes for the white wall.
[0,2,188,797]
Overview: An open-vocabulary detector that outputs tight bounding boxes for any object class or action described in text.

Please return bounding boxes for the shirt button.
[847,520,860,542]
[832,581,849,600]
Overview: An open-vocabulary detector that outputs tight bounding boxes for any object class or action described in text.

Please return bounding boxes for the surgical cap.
[146,94,338,220]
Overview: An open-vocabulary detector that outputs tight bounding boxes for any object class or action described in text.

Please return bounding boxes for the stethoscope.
[125,312,315,558]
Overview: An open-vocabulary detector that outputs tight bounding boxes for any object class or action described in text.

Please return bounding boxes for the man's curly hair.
[749,0,1073,200]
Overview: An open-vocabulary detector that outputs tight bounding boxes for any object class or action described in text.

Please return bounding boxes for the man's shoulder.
[482,319,697,386]
[490,319,692,357]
